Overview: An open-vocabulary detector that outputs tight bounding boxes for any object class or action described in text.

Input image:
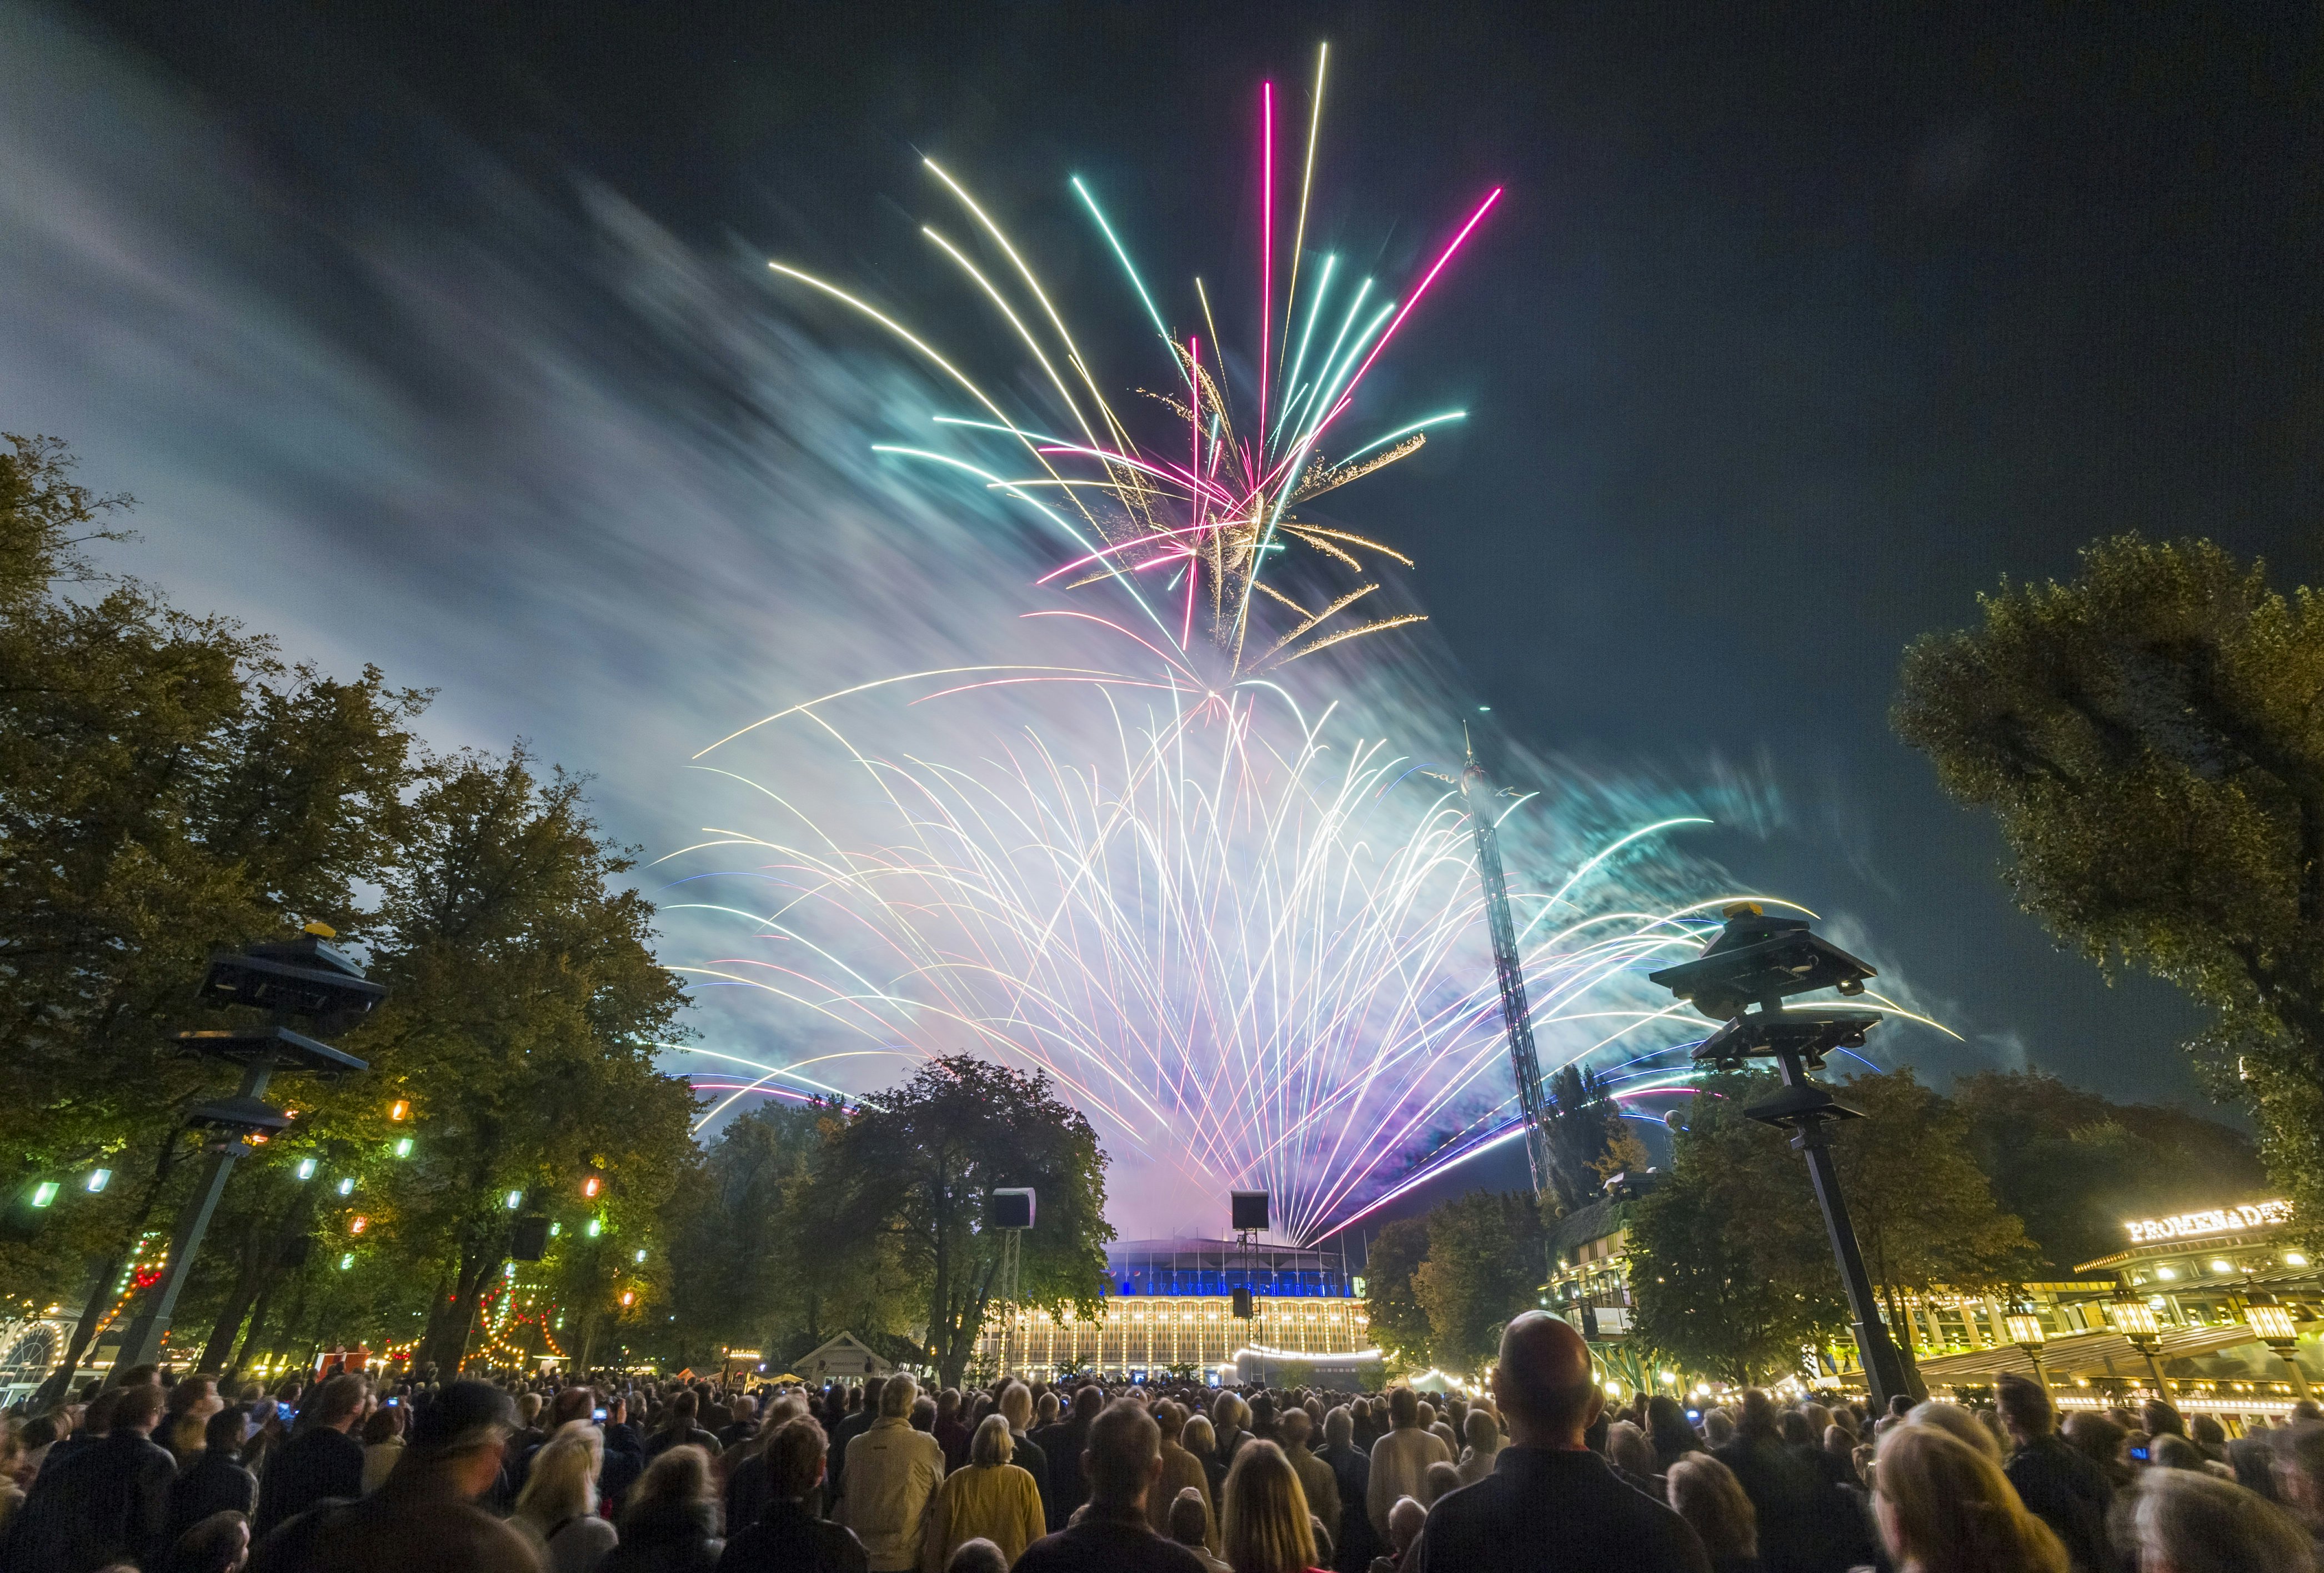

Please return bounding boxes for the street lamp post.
[107,926,379,1376]
[2005,1295,2050,1394]
[2108,1288,2170,1401]
[1648,903,1925,1410]
[2245,1293,2313,1404]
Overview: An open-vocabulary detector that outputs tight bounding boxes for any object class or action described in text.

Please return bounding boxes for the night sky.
[8,2,2322,1204]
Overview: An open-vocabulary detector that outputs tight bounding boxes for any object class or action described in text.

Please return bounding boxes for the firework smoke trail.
[660,52,1856,1239]
[0,18,1945,1238]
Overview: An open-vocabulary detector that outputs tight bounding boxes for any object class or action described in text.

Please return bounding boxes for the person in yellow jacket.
[924,1416,1045,1570]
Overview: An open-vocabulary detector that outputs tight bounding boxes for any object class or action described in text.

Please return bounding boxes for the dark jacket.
[1318,1440,1379,1573]
[170,1450,261,1544]
[643,1427,723,1463]
[2004,1434,2113,1573]
[826,1411,877,1504]
[1014,1510,1209,1573]
[1009,1430,1051,1526]
[599,1422,647,1512]
[246,1463,541,1573]
[0,1427,178,1573]
[717,1497,867,1573]
[1029,1418,1091,1531]
[1405,1446,1711,1573]
[256,1426,367,1536]
[1710,1435,1869,1573]
[603,1499,722,1573]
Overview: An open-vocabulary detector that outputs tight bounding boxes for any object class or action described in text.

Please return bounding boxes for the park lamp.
[2006,1296,2048,1351]
[2245,1292,2314,1402]
[2108,1285,2172,1399]
[198,924,386,1032]
[1645,902,1919,1410]
[1647,904,1876,1021]
[2246,1293,2298,1346]
[106,925,379,1380]
[2110,1291,2161,1344]
[186,1095,293,1146]
[2007,1294,2050,1392]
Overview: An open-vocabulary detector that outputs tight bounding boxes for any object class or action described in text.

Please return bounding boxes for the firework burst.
[664,53,1950,1238]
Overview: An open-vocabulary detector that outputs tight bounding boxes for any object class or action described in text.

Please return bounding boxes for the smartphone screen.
[593,1407,609,1422]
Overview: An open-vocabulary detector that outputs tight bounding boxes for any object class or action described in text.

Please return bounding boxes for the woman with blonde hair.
[1220,1440,1323,1573]
[514,1421,620,1573]
[1665,1455,1757,1573]
[1873,1423,2066,1573]
[925,1414,1044,1570]
[1184,1414,1228,1505]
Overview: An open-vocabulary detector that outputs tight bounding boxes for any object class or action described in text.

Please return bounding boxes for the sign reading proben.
[2124,1199,2291,1244]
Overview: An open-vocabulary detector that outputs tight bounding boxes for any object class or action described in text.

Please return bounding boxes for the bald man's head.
[1492,1312,1600,1448]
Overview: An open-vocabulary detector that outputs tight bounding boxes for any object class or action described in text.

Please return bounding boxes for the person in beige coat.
[843,1375,947,1573]
[1365,1389,1450,1537]
[1277,1411,1340,1555]
[1148,1402,1218,1550]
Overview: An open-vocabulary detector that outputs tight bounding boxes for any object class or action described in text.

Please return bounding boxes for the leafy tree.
[1359,1216,1434,1371]
[1954,1070,2267,1273]
[1827,1068,2037,1330]
[1627,1076,1847,1384]
[0,434,425,1305]
[662,1097,915,1368]
[817,1056,1110,1387]
[345,749,695,1374]
[1414,1190,1548,1373]
[1895,535,2324,1237]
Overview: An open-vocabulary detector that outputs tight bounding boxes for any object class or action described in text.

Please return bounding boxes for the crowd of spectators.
[1,1330,2320,1573]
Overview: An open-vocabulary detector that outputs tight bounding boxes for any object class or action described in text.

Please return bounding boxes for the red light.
[582,1175,602,1198]
[350,1216,368,1234]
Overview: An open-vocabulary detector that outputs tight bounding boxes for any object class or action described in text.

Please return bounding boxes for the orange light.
[582,1175,602,1198]
[389,1100,410,1122]
[350,1216,369,1234]
[620,1290,635,1306]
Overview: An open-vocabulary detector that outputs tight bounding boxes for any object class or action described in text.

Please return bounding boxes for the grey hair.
[970,1412,1015,1468]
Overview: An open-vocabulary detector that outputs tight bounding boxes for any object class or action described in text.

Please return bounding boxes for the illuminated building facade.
[1547,1181,2320,1429]
[977,1238,1375,1382]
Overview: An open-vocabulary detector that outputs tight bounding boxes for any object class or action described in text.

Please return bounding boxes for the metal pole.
[2273,1345,2313,1404]
[1771,1043,1921,1410]
[109,1056,273,1375]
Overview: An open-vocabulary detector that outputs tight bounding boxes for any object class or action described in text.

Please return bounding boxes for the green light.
[28,1182,59,1208]
[393,1137,413,1158]
[549,1221,562,1237]
[634,1249,647,1263]
[504,1190,522,1210]
[586,1219,602,1238]
[337,1177,354,1196]
[295,1158,317,1180]
[337,1253,354,1270]
[84,1169,111,1194]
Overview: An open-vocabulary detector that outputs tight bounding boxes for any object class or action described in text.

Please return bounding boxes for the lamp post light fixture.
[1647,902,1924,1409]
[2244,1292,2313,1403]
[2108,1286,2171,1399]
[108,924,380,1376]
[2005,1295,2050,1393]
